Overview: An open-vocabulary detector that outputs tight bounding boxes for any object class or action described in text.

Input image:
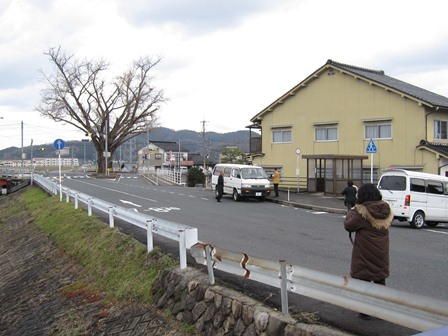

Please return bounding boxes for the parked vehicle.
[211,164,271,201]
[377,168,448,228]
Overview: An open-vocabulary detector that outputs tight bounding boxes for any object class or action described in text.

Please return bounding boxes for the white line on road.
[119,200,142,207]
[62,178,158,203]
[424,229,448,235]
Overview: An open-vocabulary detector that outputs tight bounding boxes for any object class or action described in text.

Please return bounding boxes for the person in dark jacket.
[341,180,357,212]
[344,183,393,320]
[216,170,224,202]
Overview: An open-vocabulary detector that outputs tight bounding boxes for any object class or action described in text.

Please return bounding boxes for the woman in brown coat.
[344,183,393,319]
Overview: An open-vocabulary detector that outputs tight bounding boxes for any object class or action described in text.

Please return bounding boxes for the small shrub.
[187,167,205,187]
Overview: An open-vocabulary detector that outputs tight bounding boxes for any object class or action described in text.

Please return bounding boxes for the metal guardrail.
[9,180,30,193]
[32,174,198,269]
[278,176,307,192]
[190,243,448,333]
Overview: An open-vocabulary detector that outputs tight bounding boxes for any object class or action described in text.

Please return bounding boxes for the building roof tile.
[327,60,448,109]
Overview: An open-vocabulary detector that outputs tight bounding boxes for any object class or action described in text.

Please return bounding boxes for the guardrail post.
[179,230,187,269]
[75,194,79,209]
[88,198,92,216]
[59,184,62,202]
[108,207,114,228]
[146,219,154,252]
[66,190,70,203]
[280,260,289,315]
[205,245,215,285]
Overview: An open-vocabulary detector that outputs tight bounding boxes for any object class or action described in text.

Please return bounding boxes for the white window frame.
[314,126,338,142]
[272,129,292,144]
[434,120,448,140]
[364,123,392,140]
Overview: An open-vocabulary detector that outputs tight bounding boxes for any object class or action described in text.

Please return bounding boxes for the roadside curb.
[265,197,347,215]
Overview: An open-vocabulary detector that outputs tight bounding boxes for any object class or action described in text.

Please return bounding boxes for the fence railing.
[278,176,307,193]
[157,168,185,185]
[32,174,198,269]
[190,243,448,333]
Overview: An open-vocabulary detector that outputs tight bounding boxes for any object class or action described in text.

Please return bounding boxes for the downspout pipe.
[425,106,437,141]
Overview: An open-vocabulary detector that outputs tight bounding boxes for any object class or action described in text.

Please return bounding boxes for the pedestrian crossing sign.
[366,138,377,154]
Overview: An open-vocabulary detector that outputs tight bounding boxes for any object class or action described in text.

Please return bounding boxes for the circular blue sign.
[54,138,65,150]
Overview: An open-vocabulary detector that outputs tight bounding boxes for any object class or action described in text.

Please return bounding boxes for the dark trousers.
[274,184,279,197]
[216,186,223,201]
[345,202,355,212]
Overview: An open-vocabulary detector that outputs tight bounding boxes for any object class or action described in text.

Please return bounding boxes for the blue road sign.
[366,138,377,154]
[54,138,65,150]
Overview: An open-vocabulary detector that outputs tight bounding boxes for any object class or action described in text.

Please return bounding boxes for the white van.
[211,164,271,201]
[377,168,448,228]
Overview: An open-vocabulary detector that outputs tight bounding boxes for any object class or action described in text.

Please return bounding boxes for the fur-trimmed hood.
[354,201,393,230]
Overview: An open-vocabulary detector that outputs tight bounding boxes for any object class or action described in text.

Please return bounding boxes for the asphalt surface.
[265,189,347,214]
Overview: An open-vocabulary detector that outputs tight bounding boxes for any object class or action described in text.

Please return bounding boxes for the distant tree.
[220,147,247,164]
[37,47,166,174]
[187,167,205,187]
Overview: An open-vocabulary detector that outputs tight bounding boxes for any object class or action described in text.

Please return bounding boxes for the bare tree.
[37,47,166,174]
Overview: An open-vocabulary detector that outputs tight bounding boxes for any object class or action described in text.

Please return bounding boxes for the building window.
[272,129,291,143]
[434,120,448,140]
[365,123,391,139]
[315,127,338,141]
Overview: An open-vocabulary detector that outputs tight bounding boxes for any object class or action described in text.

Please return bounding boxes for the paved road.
[52,172,448,335]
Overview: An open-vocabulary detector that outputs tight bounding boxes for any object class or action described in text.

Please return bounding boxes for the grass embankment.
[19,187,177,304]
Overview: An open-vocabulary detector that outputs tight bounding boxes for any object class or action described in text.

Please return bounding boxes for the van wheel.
[215,188,219,198]
[426,221,439,227]
[410,211,425,229]
[233,189,240,201]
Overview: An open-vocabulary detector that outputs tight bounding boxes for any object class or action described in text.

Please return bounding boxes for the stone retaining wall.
[153,267,352,336]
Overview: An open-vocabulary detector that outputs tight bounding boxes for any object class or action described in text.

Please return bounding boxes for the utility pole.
[21,121,24,178]
[200,119,209,187]
[200,119,208,171]
[30,139,33,185]
[105,118,109,176]
[147,123,150,174]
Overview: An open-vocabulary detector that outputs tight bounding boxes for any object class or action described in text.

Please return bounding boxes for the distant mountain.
[0,127,257,162]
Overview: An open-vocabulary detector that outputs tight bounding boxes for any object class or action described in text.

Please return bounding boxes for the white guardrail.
[190,243,448,334]
[32,174,198,269]
[32,174,448,334]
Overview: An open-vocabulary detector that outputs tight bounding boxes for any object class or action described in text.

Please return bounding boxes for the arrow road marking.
[120,200,142,207]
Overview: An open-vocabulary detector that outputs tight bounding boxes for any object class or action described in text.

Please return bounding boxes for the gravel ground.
[0,190,193,336]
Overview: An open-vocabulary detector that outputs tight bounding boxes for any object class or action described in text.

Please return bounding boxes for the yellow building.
[248,60,448,195]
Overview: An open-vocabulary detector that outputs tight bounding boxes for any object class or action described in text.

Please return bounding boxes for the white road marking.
[119,200,142,207]
[424,229,448,235]
[144,207,181,213]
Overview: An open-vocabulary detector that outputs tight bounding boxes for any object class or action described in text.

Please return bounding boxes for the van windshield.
[241,168,268,179]
[378,176,406,191]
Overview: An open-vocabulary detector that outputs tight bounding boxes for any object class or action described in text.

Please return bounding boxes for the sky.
[1,0,448,151]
